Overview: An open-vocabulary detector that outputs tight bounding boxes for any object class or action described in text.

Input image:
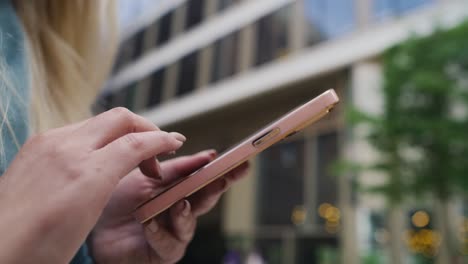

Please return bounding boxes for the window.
[176,52,198,96]
[112,29,146,73]
[255,238,283,264]
[124,85,137,110]
[111,51,126,74]
[254,6,290,66]
[93,93,115,113]
[132,30,146,59]
[105,85,136,110]
[258,140,305,226]
[315,132,339,223]
[304,0,355,43]
[373,0,435,21]
[257,130,340,226]
[296,236,338,264]
[211,32,239,83]
[217,0,241,12]
[185,0,205,30]
[157,12,173,46]
[147,70,165,107]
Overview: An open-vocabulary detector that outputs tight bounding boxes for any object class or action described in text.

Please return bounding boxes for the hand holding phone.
[134,89,339,223]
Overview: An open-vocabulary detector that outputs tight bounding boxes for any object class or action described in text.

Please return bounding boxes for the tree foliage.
[347,20,468,203]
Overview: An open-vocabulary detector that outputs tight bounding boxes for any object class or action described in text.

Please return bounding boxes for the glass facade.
[106,84,137,110]
[257,131,339,227]
[132,30,146,59]
[256,129,340,263]
[217,0,241,12]
[254,6,290,66]
[148,70,165,107]
[112,30,144,73]
[304,0,356,43]
[373,0,435,21]
[211,31,239,83]
[157,12,173,47]
[258,140,305,226]
[296,237,339,264]
[107,0,438,111]
[177,52,199,96]
[315,132,339,224]
[255,238,283,264]
[185,0,205,30]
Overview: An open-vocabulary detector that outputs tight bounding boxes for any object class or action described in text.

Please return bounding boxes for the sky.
[118,0,160,32]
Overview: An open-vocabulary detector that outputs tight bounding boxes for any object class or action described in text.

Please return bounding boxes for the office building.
[100,0,468,262]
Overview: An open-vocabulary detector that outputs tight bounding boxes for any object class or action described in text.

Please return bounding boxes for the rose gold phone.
[133,89,339,223]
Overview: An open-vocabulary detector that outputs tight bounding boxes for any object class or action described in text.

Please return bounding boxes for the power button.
[252,128,281,147]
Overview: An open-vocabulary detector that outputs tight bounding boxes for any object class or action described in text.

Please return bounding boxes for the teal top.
[0,1,93,263]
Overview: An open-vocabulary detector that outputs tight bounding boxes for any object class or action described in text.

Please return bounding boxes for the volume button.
[252,128,281,147]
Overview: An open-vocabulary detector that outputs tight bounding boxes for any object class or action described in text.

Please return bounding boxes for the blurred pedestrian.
[245,249,266,264]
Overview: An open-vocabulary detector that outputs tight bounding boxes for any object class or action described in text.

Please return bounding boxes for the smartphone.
[133,89,339,223]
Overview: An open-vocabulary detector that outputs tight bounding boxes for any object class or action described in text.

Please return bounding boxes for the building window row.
[106,0,436,112]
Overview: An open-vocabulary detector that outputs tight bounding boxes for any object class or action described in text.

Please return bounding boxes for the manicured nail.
[147,219,159,233]
[169,132,186,142]
[207,149,217,159]
[181,200,191,217]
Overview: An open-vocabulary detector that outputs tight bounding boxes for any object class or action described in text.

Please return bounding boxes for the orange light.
[318,203,332,218]
[411,211,430,228]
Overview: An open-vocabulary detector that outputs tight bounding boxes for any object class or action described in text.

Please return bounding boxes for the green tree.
[344,21,468,263]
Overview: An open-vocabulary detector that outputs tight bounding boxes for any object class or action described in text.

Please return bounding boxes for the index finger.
[77,108,163,178]
[77,107,160,149]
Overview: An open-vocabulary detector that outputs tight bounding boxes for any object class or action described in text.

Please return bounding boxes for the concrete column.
[143,23,159,53]
[237,24,255,73]
[339,60,386,264]
[289,0,306,52]
[162,4,187,100]
[196,0,218,90]
[132,24,159,112]
[303,136,318,230]
[355,0,372,29]
[223,158,257,238]
[133,77,152,112]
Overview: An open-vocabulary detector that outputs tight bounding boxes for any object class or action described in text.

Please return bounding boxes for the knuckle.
[110,107,140,132]
[110,107,133,122]
[63,164,83,181]
[122,133,144,151]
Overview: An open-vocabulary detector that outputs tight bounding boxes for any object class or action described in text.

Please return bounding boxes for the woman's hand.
[90,150,249,264]
[0,108,185,264]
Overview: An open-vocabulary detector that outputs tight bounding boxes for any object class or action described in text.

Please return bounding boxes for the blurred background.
[98,0,468,263]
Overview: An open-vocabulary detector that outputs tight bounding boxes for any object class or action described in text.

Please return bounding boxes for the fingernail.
[147,219,159,233]
[207,149,217,159]
[181,200,191,217]
[167,150,177,156]
[170,132,186,142]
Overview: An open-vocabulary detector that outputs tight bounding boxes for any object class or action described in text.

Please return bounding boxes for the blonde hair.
[14,0,118,131]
